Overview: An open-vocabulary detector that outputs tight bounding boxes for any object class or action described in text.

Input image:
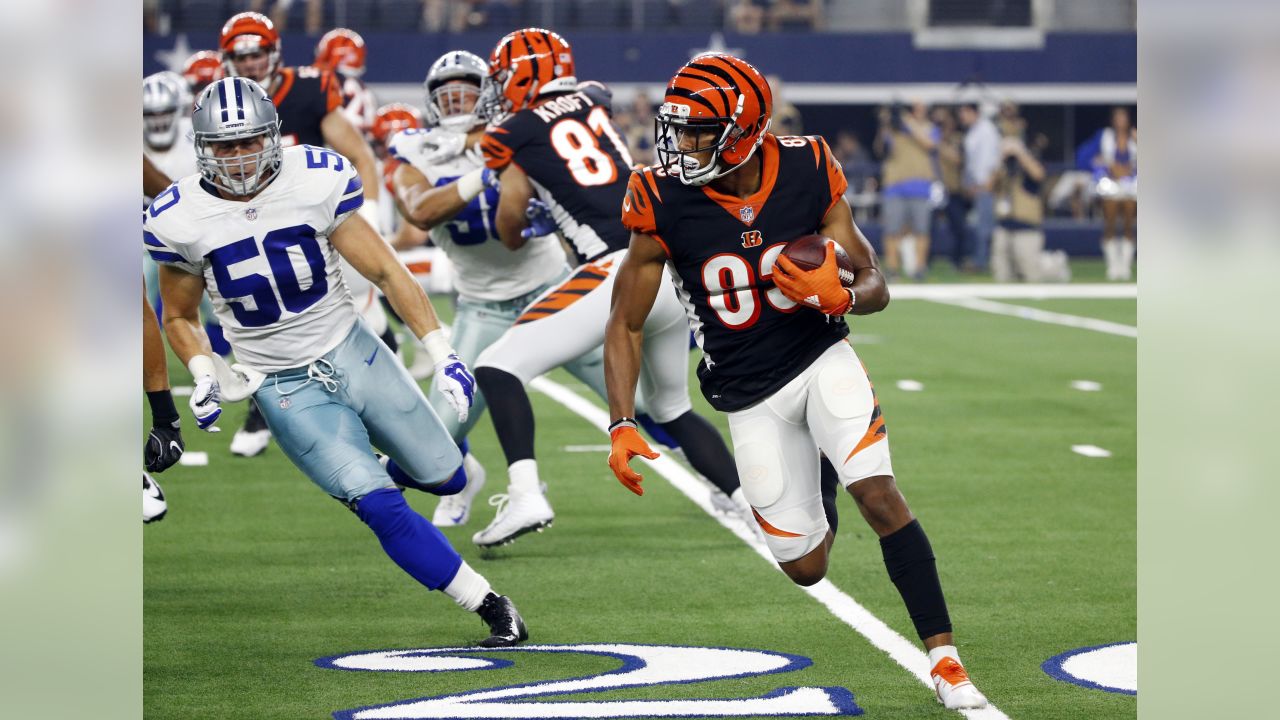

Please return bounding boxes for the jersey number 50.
[550,106,634,187]
[207,224,328,328]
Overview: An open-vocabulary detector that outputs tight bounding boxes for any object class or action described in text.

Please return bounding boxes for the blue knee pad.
[386,455,466,496]
[354,488,462,591]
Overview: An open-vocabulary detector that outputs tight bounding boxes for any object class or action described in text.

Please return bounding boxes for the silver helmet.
[192,77,282,197]
[143,72,185,149]
[423,50,488,131]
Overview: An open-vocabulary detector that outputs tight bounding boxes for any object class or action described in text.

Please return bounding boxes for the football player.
[218,11,385,457]
[370,103,430,256]
[469,28,750,549]
[387,50,611,528]
[143,158,184,523]
[605,55,987,710]
[314,28,376,138]
[182,50,224,96]
[147,78,527,647]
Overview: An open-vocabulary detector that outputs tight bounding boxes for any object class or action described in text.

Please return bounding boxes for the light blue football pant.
[254,318,462,503]
[426,270,611,442]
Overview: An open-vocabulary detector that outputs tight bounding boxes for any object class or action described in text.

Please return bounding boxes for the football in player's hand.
[781,234,856,286]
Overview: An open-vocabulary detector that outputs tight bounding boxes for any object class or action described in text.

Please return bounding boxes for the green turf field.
[145,295,1135,719]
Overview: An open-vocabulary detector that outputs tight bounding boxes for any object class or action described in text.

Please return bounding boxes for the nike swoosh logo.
[169,442,182,453]
[365,347,379,365]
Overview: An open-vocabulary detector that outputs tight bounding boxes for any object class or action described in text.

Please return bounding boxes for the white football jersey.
[144,117,197,202]
[143,145,363,372]
[395,128,566,302]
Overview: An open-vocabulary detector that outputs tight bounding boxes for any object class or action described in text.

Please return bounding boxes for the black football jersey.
[481,81,632,264]
[622,134,851,412]
[272,66,342,149]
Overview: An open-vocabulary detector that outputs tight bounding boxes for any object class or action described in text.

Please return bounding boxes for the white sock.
[508,459,540,494]
[443,561,492,612]
[928,644,960,669]
[1119,237,1135,279]
[1102,238,1120,279]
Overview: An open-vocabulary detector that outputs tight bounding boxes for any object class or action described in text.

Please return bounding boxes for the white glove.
[420,329,475,423]
[187,355,223,432]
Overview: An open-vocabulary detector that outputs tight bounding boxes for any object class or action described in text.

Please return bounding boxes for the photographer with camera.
[958,103,1000,274]
[991,133,1047,282]
[873,100,939,281]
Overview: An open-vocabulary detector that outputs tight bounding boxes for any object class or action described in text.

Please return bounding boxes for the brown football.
[780,234,856,287]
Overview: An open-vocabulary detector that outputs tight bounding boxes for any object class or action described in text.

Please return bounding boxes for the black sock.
[474,367,535,464]
[146,390,179,427]
[379,327,400,354]
[657,411,739,495]
[880,519,952,640]
[820,456,839,536]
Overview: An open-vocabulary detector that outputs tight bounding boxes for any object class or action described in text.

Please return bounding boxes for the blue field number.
[206,224,327,327]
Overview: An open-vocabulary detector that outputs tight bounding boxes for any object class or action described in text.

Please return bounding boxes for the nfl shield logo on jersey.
[245,207,258,221]
[739,205,754,224]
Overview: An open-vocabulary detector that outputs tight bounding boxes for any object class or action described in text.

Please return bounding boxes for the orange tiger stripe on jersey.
[815,136,848,214]
[481,131,514,170]
[513,265,608,325]
[621,171,658,234]
[751,508,805,538]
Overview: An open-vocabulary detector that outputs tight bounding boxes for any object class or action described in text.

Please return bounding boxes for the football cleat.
[475,593,528,647]
[433,453,487,527]
[143,473,168,524]
[472,485,554,548]
[230,402,272,457]
[931,656,988,709]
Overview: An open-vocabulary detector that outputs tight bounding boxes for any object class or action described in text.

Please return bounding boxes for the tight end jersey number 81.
[549,106,634,187]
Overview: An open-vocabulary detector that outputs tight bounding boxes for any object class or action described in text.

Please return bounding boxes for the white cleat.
[708,488,736,515]
[144,473,168,524]
[230,428,271,457]
[931,656,988,710]
[472,485,554,548]
[433,453,487,527]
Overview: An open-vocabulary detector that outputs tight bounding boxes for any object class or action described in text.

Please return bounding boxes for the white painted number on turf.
[317,643,862,719]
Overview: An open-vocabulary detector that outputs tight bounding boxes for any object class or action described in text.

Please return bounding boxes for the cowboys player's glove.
[144,419,185,473]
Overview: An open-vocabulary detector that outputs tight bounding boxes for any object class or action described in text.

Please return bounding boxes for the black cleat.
[476,593,528,648]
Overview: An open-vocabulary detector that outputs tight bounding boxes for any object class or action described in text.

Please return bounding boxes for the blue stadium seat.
[574,0,624,30]
[174,0,230,32]
[526,0,574,29]
[376,0,423,31]
[670,0,723,30]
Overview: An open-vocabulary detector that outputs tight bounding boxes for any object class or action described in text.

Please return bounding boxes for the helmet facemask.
[144,108,182,149]
[223,36,279,86]
[655,96,768,187]
[426,79,483,132]
[195,125,282,197]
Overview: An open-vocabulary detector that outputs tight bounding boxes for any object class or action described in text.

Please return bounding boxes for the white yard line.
[926,296,1137,338]
[531,376,1010,720]
[889,283,1135,300]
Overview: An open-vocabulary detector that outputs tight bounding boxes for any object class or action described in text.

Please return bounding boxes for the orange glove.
[608,423,660,496]
[772,243,854,315]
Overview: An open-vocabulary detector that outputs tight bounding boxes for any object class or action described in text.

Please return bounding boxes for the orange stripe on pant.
[843,413,886,465]
[752,508,805,538]
[513,273,605,325]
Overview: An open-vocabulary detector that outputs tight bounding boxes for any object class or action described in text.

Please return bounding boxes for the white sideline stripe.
[563,444,613,453]
[896,379,925,392]
[1071,445,1113,458]
[926,296,1137,338]
[172,385,193,397]
[178,451,208,466]
[530,376,1010,720]
[1071,380,1103,392]
[889,283,1136,300]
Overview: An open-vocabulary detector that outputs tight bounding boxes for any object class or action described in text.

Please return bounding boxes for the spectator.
[729,0,768,34]
[770,0,824,30]
[958,102,1000,273]
[874,100,939,281]
[991,134,1047,282]
[768,75,803,136]
[239,0,323,34]
[931,105,972,270]
[1095,106,1137,280]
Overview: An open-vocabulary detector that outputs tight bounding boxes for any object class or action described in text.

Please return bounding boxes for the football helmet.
[143,72,185,150]
[192,77,283,197]
[183,50,224,95]
[424,50,487,132]
[315,28,367,78]
[479,28,576,119]
[219,12,281,86]
[372,103,424,147]
[655,53,773,186]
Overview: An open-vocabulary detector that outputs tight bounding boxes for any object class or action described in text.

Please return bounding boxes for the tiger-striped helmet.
[655,53,772,186]
[480,28,576,118]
